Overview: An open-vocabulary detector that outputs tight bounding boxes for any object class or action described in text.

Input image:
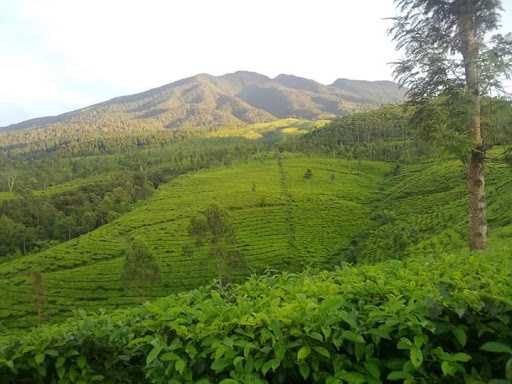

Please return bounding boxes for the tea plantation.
[354,157,512,263]
[0,154,390,329]
[1,151,511,383]
[1,233,511,383]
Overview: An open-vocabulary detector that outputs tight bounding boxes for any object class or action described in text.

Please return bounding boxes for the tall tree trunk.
[460,3,487,250]
[7,175,16,193]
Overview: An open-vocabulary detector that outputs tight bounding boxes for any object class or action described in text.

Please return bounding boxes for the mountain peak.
[331,78,394,86]
[330,78,406,104]
[220,71,271,85]
[1,72,405,139]
[274,74,325,93]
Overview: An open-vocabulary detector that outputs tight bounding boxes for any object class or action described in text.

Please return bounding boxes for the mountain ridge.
[0,71,406,138]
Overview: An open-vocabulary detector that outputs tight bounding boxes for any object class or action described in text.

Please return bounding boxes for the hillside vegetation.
[0,155,389,329]
[296,98,512,162]
[353,155,512,263]
[206,118,329,141]
[1,148,511,333]
[0,97,510,383]
[1,233,511,383]
[0,72,404,154]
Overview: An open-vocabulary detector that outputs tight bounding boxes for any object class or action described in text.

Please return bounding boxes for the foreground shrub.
[1,242,511,383]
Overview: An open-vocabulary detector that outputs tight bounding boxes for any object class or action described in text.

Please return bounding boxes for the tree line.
[294,97,512,163]
[0,173,154,258]
[0,138,275,258]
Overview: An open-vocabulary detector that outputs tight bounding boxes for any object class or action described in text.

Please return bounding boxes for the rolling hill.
[0,155,390,329]
[0,72,405,151]
[1,150,511,331]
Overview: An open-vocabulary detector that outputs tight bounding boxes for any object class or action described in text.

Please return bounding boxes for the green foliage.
[30,271,46,324]
[0,137,277,258]
[0,215,28,256]
[0,155,387,330]
[295,105,423,161]
[303,169,313,180]
[407,95,512,163]
[352,153,512,263]
[207,118,328,141]
[188,204,246,285]
[482,97,512,145]
[121,239,161,301]
[411,92,473,162]
[505,147,512,166]
[390,0,512,100]
[296,100,512,163]
[0,173,155,258]
[0,241,511,383]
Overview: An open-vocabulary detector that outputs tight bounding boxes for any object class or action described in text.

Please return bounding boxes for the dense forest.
[294,97,512,161]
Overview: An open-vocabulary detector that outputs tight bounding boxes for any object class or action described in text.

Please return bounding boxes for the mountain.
[331,78,409,105]
[0,71,406,143]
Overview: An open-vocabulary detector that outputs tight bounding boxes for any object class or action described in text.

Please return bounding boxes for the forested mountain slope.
[0,72,404,152]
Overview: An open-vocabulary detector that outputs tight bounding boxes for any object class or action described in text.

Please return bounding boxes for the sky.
[1,0,511,126]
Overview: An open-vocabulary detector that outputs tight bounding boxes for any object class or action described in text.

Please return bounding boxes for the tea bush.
[1,238,511,383]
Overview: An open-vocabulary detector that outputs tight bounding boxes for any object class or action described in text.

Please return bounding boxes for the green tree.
[188,204,246,286]
[0,215,26,257]
[303,169,313,180]
[505,147,512,166]
[411,93,473,162]
[121,239,161,302]
[390,0,512,250]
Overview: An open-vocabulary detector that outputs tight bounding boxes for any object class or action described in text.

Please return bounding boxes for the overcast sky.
[1,0,511,126]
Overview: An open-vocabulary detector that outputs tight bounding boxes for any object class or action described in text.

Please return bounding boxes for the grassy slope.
[0,155,389,330]
[0,192,14,202]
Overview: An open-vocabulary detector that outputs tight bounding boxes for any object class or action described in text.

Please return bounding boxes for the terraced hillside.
[2,151,511,332]
[353,153,512,263]
[0,155,389,330]
[2,235,511,383]
[0,192,14,202]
